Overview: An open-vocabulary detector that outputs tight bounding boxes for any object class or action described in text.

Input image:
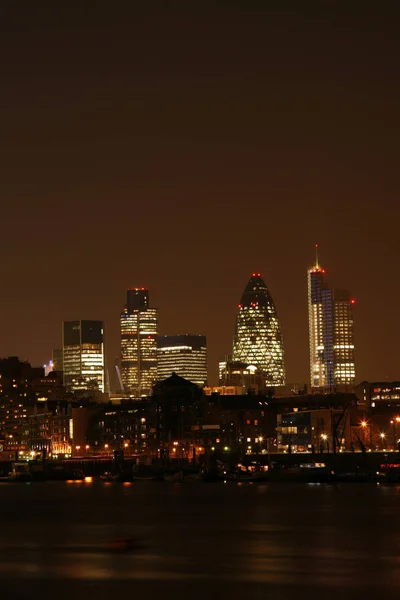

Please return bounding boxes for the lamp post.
[395,417,400,451]
[380,432,386,451]
[360,420,368,450]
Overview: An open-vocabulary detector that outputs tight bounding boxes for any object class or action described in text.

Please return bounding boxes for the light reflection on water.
[1,481,400,595]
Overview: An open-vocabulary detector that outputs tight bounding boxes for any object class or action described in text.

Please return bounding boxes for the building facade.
[218,355,266,393]
[120,288,158,397]
[232,274,285,386]
[62,320,105,393]
[308,249,355,389]
[157,335,207,387]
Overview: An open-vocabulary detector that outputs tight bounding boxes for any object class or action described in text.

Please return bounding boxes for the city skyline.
[1,5,399,385]
[4,253,355,389]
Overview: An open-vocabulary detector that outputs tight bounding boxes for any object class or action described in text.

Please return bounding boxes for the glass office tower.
[308,248,355,389]
[232,273,285,386]
[120,288,158,397]
[157,334,207,387]
[63,320,105,392]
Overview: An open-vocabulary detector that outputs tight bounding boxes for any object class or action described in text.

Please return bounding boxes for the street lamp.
[380,432,386,451]
[321,433,328,454]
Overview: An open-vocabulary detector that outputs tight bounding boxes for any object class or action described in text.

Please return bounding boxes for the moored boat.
[164,471,184,482]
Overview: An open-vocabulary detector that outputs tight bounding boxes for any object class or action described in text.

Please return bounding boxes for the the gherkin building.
[232,273,285,386]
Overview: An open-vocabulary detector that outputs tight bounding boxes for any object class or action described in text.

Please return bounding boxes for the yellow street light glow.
[321,434,328,440]
[361,421,367,427]
[104,444,109,449]
[380,433,386,439]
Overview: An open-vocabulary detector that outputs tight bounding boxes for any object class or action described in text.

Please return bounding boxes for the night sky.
[1,3,399,386]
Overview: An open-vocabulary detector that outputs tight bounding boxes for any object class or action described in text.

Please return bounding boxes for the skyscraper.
[232,274,285,386]
[308,247,355,389]
[157,334,207,387]
[120,288,158,397]
[62,320,105,393]
[333,290,356,385]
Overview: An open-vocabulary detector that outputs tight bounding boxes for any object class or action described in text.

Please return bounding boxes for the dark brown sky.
[0,2,399,386]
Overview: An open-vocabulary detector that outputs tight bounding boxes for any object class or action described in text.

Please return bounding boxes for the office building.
[157,334,207,387]
[120,288,158,397]
[218,355,266,393]
[62,320,105,393]
[308,247,355,389]
[232,273,285,386]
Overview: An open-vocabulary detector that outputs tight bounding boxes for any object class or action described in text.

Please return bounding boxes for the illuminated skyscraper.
[308,247,355,389]
[157,335,207,387]
[63,320,105,393]
[120,288,158,397]
[333,290,356,385]
[232,274,285,386]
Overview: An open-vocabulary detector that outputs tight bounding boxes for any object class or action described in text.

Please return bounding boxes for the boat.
[100,471,117,482]
[224,471,268,482]
[376,463,400,483]
[100,471,133,482]
[184,472,202,481]
[268,462,334,483]
[0,462,33,483]
[132,473,163,481]
[164,471,184,482]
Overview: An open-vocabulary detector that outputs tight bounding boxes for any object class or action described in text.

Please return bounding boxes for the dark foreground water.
[1,480,400,599]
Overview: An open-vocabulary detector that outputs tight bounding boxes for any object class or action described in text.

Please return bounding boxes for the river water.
[1,480,399,599]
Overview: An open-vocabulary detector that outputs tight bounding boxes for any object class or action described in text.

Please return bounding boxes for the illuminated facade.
[62,320,105,393]
[308,249,355,389]
[120,288,158,397]
[219,355,266,393]
[232,274,285,386]
[157,335,207,387]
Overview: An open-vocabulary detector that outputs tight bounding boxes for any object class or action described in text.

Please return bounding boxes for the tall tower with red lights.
[307,246,355,389]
